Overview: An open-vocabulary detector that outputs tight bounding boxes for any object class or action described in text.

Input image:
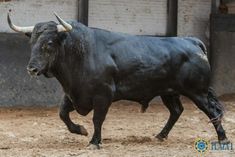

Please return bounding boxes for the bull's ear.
[25,32,32,38]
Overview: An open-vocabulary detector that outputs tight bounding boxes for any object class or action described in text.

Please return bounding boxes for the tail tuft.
[207,87,224,123]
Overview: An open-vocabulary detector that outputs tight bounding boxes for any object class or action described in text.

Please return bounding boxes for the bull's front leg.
[59,95,88,136]
[88,95,111,149]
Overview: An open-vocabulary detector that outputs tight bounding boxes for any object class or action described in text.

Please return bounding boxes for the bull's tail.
[207,87,224,124]
[186,37,207,55]
[197,39,207,55]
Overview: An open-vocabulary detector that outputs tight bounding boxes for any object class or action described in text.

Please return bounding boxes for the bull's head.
[7,12,72,77]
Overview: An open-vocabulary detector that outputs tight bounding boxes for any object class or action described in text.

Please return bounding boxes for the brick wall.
[0,0,78,33]
[88,0,167,35]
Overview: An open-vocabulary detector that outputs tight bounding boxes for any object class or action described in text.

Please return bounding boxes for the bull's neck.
[53,59,81,94]
[52,27,92,94]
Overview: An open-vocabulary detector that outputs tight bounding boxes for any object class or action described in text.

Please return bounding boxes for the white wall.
[0,0,78,33]
[178,0,211,43]
[88,0,167,35]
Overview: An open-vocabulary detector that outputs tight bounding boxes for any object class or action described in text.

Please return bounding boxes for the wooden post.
[78,0,89,26]
[211,0,220,14]
[166,0,178,36]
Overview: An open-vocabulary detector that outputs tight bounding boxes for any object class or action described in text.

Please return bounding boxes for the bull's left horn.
[54,12,72,32]
[7,12,34,33]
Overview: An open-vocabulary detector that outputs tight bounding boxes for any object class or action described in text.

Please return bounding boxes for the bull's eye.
[42,46,53,58]
[42,40,54,52]
[47,40,53,46]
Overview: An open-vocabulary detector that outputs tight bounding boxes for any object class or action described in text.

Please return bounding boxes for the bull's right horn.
[7,12,34,33]
[54,12,72,32]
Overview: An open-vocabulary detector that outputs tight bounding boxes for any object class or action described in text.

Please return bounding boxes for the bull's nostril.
[31,68,38,73]
[27,66,39,75]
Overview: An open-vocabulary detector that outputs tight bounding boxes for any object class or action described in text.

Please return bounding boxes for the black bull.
[8,14,229,149]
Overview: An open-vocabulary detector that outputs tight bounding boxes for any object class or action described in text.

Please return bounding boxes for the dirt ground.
[0,98,235,157]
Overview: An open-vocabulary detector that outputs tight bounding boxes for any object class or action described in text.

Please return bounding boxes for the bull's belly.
[113,80,175,103]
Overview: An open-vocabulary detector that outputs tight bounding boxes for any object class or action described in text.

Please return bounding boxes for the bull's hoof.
[140,106,147,113]
[219,138,230,144]
[87,143,100,150]
[69,124,88,136]
[80,125,88,136]
[156,133,168,142]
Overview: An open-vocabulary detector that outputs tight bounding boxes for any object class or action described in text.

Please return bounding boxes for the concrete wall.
[0,0,78,32]
[210,14,235,96]
[0,33,63,106]
[178,0,211,43]
[211,31,235,95]
[88,0,167,35]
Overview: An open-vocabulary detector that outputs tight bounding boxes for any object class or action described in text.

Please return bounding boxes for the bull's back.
[110,36,206,77]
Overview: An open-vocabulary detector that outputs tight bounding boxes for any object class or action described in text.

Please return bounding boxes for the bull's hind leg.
[59,95,88,136]
[156,95,184,141]
[188,88,229,143]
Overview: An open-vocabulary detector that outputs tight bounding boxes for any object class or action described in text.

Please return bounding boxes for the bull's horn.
[54,12,72,32]
[7,12,34,33]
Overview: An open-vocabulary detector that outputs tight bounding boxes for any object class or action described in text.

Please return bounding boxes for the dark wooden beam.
[78,0,89,26]
[211,0,220,14]
[166,0,178,36]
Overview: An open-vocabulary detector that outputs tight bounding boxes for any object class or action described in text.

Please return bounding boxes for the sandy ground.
[0,98,235,157]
